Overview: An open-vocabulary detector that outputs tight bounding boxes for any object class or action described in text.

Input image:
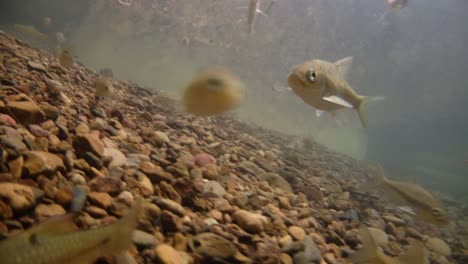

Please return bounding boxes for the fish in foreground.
[364,166,450,225]
[183,67,245,117]
[13,24,48,40]
[351,225,428,264]
[95,76,115,99]
[288,57,384,128]
[0,197,142,264]
[387,0,408,10]
[247,0,267,35]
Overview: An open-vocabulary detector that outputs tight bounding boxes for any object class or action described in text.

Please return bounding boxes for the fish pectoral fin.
[399,239,428,264]
[256,9,268,16]
[323,96,353,108]
[315,109,325,117]
[397,205,417,216]
[334,57,353,80]
[32,213,78,236]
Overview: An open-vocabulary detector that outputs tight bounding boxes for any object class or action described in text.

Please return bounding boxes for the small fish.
[364,166,450,225]
[264,0,276,16]
[0,197,142,264]
[56,32,66,45]
[351,225,428,264]
[58,45,75,68]
[247,0,267,35]
[13,24,48,40]
[183,67,245,117]
[43,17,52,29]
[387,0,408,10]
[94,76,115,98]
[288,57,384,128]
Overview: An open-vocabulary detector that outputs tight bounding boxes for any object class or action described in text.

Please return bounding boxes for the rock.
[89,177,123,196]
[87,192,113,209]
[232,209,266,234]
[0,135,27,156]
[280,253,293,264]
[368,227,388,247]
[174,232,187,251]
[203,181,226,197]
[302,236,322,263]
[0,113,16,126]
[54,188,73,207]
[425,237,451,256]
[194,153,216,167]
[73,134,105,157]
[103,147,127,168]
[189,232,237,259]
[160,210,183,233]
[27,61,46,72]
[85,205,108,217]
[150,131,170,146]
[382,215,406,226]
[8,156,23,179]
[154,198,185,216]
[288,226,306,241]
[154,244,183,264]
[0,183,43,211]
[132,230,157,247]
[6,101,45,125]
[28,124,49,137]
[0,200,13,219]
[23,151,65,177]
[256,173,292,193]
[140,161,174,183]
[35,203,66,220]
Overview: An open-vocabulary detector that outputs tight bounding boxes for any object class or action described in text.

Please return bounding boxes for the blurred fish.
[288,57,384,128]
[247,0,267,35]
[265,0,276,16]
[183,67,245,117]
[0,197,142,264]
[13,24,48,40]
[56,32,66,45]
[56,44,75,68]
[351,225,427,264]
[94,76,115,99]
[116,0,134,7]
[43,17,52,29]
[387,0,408,10]
[364,166,450,225]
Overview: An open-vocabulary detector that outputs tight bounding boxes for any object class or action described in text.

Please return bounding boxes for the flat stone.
[103,147,127,168]
[232,209,266,234]
[194,153,216,167]
[87,192,113,209]
[6,100,45,125]
[140,161,174,183]
[89,177,123,196]
[203,181,226,197]
[73,134,104,157]
[288,226,306,241]
[34,203,66,220]
[154,244,183,264]
[27,61,47,72]
[154,198,185,216]
[189,232,237,259]
[132,230,157,247]
[0,183,43,211]
[0,135,27,156]
[425,237,451,256]
[23,151,64,177]
[85,205,108,217]
[0,113,16,126]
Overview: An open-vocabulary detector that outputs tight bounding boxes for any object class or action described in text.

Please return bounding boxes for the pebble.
[154,244,183,264]
[87,192,113,209]
[132,230,157,247]
[0,183,43,211]
[23,151,65,177]
[73,134,105,157]
[155,198,185,216]
[203,180,226,197]
[189,232,237,259]
[34,203,66,220]
[232,209,266,234]
[425,237,451,256]
[6,100,45,125]
[288,226,306,241]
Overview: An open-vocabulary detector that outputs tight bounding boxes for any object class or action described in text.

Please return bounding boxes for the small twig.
[343,187,378,199]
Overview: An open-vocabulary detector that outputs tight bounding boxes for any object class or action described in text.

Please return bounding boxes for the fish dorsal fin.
[323,95,353,108]
[399,239,428,264]
[31,213,78,236]
[334,57,353,80]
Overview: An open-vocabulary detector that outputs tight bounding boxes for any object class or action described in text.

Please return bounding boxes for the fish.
[287,57,384,128]
[364,165,450,226]
[94,76,115,99]
[387,0,408,10]
[43,17,52,29]
[0,197,142,264]
[264,0,276,16]
[183,67,245,117]
[247,0,267,35]
[351,225,428,264]
[13,24,48,40]
[56,32,66,45]
[57,45,75,68]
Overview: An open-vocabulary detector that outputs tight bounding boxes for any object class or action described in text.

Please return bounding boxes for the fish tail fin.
[350,226,380,263]
[357,95,385,128]
[109,197,143,252]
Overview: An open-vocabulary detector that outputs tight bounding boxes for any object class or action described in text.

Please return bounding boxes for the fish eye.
[206,78,223,89]
[307,69,317,82]
[432,208,442,216]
